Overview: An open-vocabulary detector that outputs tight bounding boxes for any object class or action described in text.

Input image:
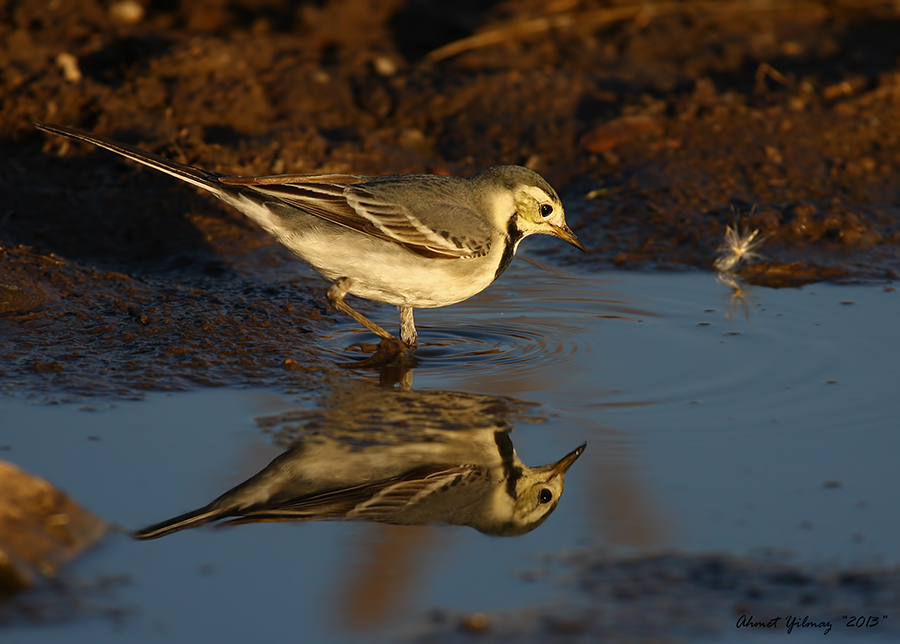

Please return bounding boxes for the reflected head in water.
[132,387,585,539]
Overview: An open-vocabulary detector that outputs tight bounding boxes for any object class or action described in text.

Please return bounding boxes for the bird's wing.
[223,465,475,525]
[345,465,475,521]
[219,174,490,259]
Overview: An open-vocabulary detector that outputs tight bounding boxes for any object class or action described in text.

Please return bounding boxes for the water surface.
[3,262,898,642]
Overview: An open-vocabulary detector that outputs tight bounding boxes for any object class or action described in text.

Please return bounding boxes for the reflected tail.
[132,505,225,540]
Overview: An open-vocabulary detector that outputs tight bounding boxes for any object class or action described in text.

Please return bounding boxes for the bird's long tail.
[131,505,226,540]
[34,122,224,194]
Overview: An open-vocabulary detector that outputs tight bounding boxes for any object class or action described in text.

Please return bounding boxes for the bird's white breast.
[289,227,502,307]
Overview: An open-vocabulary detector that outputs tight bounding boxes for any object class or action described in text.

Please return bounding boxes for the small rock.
[461,612,490,632]
[373,56,397,77]
[55,52,81,83]
[581,115,663,153]
[110,0,145,24]
[0,461,106,593]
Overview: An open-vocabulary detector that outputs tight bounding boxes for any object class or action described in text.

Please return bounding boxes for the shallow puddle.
[2,261,899,642]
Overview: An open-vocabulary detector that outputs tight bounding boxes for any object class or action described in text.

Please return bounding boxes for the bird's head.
[474,165,585,252]
[488,443,586,536]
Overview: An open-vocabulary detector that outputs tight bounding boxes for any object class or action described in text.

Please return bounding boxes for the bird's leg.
[399,306,417,347]
[328,279,416,369]
[327,278,395,341]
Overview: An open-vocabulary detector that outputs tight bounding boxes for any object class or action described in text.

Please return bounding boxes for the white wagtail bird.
[132,424,584,539]
[34,123,585,357]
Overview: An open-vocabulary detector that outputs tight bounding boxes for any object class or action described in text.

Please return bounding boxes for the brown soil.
[2,0,899,396]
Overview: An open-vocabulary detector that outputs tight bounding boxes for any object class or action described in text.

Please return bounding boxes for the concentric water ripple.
[316,261,648,381]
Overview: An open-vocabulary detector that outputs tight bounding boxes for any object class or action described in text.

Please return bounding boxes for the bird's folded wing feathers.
[223,465,474,524]
[219,175,489,259]
[345,465,473,521]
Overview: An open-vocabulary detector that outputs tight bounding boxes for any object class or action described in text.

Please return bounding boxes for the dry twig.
[425,0,891,63]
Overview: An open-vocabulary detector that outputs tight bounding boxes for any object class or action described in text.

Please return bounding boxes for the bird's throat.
[494,431,523,499]
[493,216,524,280]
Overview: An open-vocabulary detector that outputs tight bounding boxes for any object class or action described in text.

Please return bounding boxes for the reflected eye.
[540,204,553,218]
[538,488,553,504]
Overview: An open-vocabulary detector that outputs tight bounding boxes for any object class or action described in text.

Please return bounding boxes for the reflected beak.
[549,443,586,478]
[550,223,587,252]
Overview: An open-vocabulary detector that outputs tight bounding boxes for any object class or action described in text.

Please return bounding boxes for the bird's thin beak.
[550,223,587,252]
[549,443,586,478]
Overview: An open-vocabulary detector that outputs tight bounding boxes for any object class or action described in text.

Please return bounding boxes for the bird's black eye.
[539,488,553,504]
[540,204,553,218]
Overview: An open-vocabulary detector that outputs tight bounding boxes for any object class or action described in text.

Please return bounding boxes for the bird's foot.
[337,337,415,369]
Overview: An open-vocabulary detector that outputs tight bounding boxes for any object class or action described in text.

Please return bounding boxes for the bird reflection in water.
[133,384,584,539]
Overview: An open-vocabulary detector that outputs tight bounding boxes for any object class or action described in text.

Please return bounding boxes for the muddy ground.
[2,0,899,398]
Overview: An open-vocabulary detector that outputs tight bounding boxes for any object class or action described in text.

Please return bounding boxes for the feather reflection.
[133,384,584,539]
